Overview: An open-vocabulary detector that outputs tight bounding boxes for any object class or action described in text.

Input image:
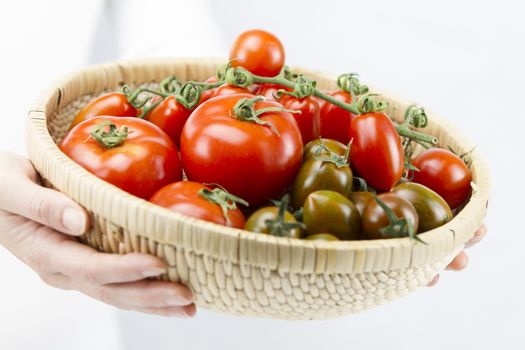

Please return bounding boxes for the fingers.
[427,274,440,287]
[464,224,487,249]
[446,250,469,270]
[0,175,88,236]
[134,304,197,318]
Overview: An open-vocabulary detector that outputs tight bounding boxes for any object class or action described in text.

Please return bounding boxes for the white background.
[0,0,524,349]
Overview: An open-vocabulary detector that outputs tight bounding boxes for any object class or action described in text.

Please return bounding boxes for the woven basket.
[26,58,490,320]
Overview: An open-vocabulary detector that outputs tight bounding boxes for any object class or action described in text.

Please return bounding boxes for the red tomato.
[150,181,246,228]
[229,29,285,77]
[278,94,321,144]
[70,92,137,129]
[60,116,182,199]
[319,91,355,144]
[350,112,405,192]
[146,96,191,147]
[213,84,251,98]
[199,76,220,104]
[180,94,303,205]
[412,148,472,209]
[256,84,290,100]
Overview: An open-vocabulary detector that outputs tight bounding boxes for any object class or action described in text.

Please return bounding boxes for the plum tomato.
[245,205,303,239]
[303,138,347,162]
[319,91,355,144]
[278,94,321,144]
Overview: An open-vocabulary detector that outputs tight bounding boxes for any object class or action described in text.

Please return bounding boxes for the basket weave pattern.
[26,58,490,320]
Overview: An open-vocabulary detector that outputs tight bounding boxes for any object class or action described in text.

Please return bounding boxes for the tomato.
[278,94,321,144]
[150,181,246,228]
[199,77,220,104]
[230,29,285,77]
[303,191,361,240]
[319,91,355,144]
[350,112,405,192]
[349,191,375,217]
[362,193,419,239]
[411,148,472,209]
[180,94,303,205]
[392,182,452,233]
[256,84,290,100]
[245,206,303,238]
[291,158,353,209]
[70,92,137,129]
[146,96,191,147]
[213,84,251,98]
[303,139,347,162]
[304,233,339,241]
[60,116,182,200]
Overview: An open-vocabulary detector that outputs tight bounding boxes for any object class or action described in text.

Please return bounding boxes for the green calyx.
[197,187,248,226]
[276,74,317,99]
[374,196,426,244]
[356,93,388,114]
[337,73,369,97]
[313,139,351,168]
[90,121,129,149]
[265,195,305,237]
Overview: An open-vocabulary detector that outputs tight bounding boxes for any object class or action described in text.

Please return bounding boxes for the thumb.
[0,175,89,236]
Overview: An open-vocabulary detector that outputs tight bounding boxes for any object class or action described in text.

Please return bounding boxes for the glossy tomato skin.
[350,112,405,192]
[60,116,182,199]
[319,91,355,144]
[291,159,353,210]
[146,96,191,147]
[150,181,245,228]
[349,191,375,217]
[303,138,347,162]
[412,148,472,209]
[256,84,290,100]
[245,207,303,239]
[362,193,419,239]
[303,190,361,240]
[392,182,452,233]
[70,92,137,129]
[199,77,220,104]
[279,95,321,145]
[180,94,303,205]
[230,29,285,77]
[212,84,251,98]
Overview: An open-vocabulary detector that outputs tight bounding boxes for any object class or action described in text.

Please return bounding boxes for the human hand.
[0,151,195,317]
[427,224,487,286]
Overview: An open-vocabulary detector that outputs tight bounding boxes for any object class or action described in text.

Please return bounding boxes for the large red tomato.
[180,94,303,205]
[70,92,137,129]
[60,116,182,199]
[212,84,250,98]
[412,148,472,209]
[146,96,191,147]
[229,29,285,77]
[278,94,321,144]
[319,91,355,144]
[350,112,405,192]
[150,181,246,228]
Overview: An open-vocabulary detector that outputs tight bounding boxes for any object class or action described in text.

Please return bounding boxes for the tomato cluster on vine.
[59,29,473,243]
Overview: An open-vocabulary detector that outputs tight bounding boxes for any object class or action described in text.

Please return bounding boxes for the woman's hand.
[0,151,196,317]
[428,224,487,286]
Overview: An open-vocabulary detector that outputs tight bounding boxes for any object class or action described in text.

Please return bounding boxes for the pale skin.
[0,151,486,315]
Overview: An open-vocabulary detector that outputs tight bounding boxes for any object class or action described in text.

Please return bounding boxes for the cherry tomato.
[411,148,472,209]
[304,233,339,241]
[349,191,375,217]
[303,139,347,162]
[150,181,246,228]
[350,112,405,192]
[392,182,452,233]
[70,92,137,129]
[146,96,191,147]
[60,116,182,199]
[303,190,361,240]
[362,193,419,240]
[278,94,321,144]
[319,91,355,144]
[212,84,251,98]
[180,94,303,205]
[291,158,353,209]
[199,76,220,103]
[230,29,285,77]
[245,206,303,239]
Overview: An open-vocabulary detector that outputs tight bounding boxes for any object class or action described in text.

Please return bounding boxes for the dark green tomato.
[349,191,375,217]
[245,207,303,239]
[363,193,419,240]
[303,191,362,240]
[292,159,353,209]
[392,182,452,233]
[304,233,340,241]
[303,138,347,162]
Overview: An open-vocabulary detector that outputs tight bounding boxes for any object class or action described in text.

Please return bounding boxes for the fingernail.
[166,296,191,306]
[142,268,166,278]
[62,207,86,235]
